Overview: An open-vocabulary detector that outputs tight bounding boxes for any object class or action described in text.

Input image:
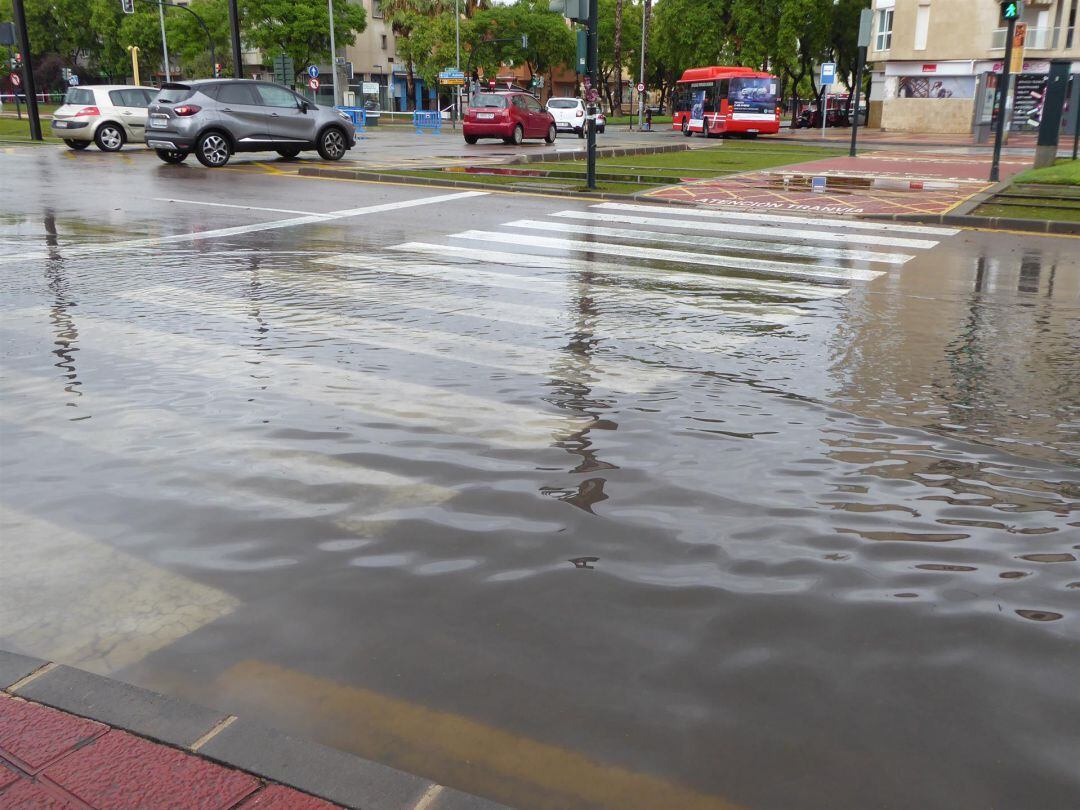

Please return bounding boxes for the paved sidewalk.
[0,652,505,810]
[644,148,1032,217]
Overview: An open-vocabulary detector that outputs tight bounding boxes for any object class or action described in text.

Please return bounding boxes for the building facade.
[868,0,1080,133]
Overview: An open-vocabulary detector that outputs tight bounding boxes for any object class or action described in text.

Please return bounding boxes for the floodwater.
[1,195,1078,810]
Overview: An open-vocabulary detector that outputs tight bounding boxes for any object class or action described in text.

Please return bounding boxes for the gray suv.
[146,79,355,167]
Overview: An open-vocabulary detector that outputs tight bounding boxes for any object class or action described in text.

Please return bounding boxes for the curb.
[296,167,639,200]
[0,650,509,810]
[505,142,691,164]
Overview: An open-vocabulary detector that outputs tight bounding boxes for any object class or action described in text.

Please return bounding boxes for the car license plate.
[52,120,68,128]
[150,116,168,129]
[477,113,494,120]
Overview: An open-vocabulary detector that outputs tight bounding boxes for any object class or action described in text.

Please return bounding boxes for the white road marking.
[0,190,489,264]
[121,285,683,393]
[5,309,584,448]
[450,230,882,282]
[2,379,457,523]
[595,202,961,236]
[387,243,850,299]
[506,219,915,265]
[554,209,941,250]
[153,198,333,218]
[0,505,239,675]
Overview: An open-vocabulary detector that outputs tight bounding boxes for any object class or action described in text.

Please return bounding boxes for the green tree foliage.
[596,0,640,110]
[468,0,573,84]
[239,0,367,78]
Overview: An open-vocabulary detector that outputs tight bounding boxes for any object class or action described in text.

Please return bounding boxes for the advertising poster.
[1013,74,1047,130]
[729,77,777,118]
[897,76,975,99]
[689,88,706,127]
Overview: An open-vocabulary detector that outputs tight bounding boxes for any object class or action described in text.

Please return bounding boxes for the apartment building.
[868,0,1080,133]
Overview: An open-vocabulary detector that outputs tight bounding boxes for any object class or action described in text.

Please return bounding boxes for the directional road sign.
[307,65,320,79]
[308,77,320,91]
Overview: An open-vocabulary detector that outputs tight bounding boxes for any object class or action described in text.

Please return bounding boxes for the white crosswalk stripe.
[554,209,941,250]
[592,202,961,237]
[449,230,883,283]
[508,218,915,265]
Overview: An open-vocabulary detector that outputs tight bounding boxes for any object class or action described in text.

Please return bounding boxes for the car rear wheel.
[598,126,605,134]
[156,149,188,164]
[195,132,231,167]
[64,139,89,151]
[94,124,125,152]
[576,127,584,139]
[544,125,556,144]
[276,147,302,159]
[317,127,347,161]
[464,135,478,144]
[506,125,523,145]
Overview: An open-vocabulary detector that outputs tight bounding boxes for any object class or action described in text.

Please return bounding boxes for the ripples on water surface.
[1,213,1078,810]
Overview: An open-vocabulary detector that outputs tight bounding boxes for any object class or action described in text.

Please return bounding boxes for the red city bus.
[672,66,781,137]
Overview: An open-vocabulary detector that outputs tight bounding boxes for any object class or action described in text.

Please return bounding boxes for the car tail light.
[174,105,202,116]
[74,106,100,117]
[575,109,584,117]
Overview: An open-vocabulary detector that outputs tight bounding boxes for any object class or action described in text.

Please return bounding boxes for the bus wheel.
[702,120,710,138]
[681,120,691,137]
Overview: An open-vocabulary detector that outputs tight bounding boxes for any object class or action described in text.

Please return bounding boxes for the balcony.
[990,26,1056,50]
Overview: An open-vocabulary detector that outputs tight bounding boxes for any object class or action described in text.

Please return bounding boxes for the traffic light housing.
[1000,1,1021,21]
[549,0,588,23]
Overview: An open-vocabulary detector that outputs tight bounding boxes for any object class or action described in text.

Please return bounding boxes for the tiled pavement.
[0,652,505,810]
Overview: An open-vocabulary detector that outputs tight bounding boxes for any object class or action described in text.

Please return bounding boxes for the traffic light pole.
[586,0,597,190]
[228,0,242,78]
[11,0,41,141]
[989,15,1016,182]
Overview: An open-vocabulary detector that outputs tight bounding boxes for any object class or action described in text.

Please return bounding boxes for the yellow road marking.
[0,507,239,675]
[218,660,744,810]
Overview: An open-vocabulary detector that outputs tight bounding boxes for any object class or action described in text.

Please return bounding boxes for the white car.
[51,85,157,152]
[545,97,606,138]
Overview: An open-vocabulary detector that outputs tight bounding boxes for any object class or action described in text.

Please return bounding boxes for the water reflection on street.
[1,203,1078,810]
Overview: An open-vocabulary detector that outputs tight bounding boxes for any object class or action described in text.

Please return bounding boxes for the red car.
[463,91,557,145]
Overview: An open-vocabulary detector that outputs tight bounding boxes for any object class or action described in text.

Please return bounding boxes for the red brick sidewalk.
[0,694,339,810]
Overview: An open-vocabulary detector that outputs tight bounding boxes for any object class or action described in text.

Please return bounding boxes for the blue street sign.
[811,176,827,193]
[307,65,320,79]
[820,62,836,86]
[68,74,79,86]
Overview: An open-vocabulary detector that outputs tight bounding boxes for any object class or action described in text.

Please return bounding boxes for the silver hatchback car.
[145,79,355,167]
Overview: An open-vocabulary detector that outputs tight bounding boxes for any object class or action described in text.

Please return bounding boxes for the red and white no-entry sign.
[11,73,21,87]
[308,77,320,91]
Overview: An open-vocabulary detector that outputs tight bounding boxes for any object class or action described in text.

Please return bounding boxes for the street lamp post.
[11,0,41,140]
[158,0,171,82]
[328,0,340,105]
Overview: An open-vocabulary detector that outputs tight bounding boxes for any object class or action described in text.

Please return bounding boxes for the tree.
[596,0,640,112]
[239,0,367,82]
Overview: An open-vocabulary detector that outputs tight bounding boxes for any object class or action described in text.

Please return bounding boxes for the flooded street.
[1,151,1078,809]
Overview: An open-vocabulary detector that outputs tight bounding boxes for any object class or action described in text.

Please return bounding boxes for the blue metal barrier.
[413,110,442,135]
[334,106,366,135]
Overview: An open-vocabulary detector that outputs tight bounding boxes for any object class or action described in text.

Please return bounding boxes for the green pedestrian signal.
[1000,1,1020,20]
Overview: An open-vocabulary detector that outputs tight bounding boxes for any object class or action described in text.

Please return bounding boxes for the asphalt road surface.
[2,145,1078,810]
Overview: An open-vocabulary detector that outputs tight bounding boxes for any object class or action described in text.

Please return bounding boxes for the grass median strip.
[369,141,846,196]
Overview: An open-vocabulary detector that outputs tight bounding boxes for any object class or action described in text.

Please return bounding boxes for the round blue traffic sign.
[307,65,319,79]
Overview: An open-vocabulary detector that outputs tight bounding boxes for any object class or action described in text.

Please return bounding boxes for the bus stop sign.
[820,62,836,86]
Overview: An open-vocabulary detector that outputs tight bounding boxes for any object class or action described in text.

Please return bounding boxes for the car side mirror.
[299,101,310,113]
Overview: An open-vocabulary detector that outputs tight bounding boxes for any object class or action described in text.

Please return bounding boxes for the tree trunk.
[613,0,623,114]
[406,61,416,111]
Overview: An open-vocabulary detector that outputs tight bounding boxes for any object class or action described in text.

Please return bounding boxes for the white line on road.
[554,210,941,250]
[0,190,489,265]
[449,230,883,282]
[595,202,961,237]
[153,198,334,218]
[505,219,915,265]
[387,243,850,299]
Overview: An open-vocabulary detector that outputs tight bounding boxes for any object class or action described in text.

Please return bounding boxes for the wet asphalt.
[1,142,1078,810]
